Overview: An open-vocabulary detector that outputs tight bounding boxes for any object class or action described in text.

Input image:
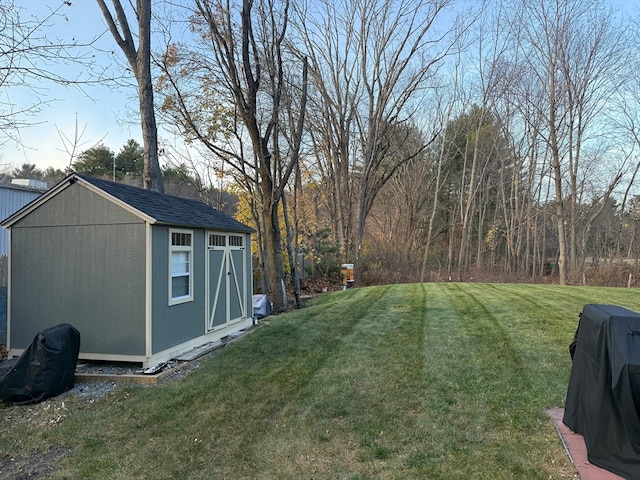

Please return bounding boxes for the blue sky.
[1,1,143,173]
[1,0,637,176]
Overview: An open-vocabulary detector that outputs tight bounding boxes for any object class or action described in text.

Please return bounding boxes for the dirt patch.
[0,446,73,480]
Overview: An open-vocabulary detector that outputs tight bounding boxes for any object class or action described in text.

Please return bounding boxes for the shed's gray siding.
[150,226,207,354]
[149,229,254,356]
[4,174,254,366]
[0,185,42,255]
[9,185,146,355]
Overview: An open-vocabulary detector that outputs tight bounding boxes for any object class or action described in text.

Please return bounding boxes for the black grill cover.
[0,323,80,404]
[563,304,640,480]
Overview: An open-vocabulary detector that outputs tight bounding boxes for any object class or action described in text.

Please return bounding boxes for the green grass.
[3,283,640,479]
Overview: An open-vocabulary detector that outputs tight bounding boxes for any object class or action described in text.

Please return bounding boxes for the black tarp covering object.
[563,304,640,480]
[0,323,80,405]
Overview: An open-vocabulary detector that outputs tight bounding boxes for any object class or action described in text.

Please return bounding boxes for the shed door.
[207,233,246,331]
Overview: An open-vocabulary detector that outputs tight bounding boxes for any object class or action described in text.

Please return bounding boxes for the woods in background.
[4,0,640,301]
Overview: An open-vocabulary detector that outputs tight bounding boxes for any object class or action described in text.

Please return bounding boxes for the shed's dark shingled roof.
[77,174,253,233]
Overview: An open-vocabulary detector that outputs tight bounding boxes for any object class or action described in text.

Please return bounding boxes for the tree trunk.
[138,72,162,192]
[262,194,287,312]
[96,0,163,192]
[552,154,568,285]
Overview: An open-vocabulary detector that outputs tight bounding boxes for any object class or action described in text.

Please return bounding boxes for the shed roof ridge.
[72,173,253,233]
[73,173,217,210]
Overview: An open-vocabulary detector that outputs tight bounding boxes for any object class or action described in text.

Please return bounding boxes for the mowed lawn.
[3,282,640,479]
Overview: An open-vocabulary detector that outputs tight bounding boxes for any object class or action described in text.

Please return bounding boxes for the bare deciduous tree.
[293,0,467,261]
[96,0,163,192]
[0,1,100,150]
[156,0,307,312]
[505,0,631,284]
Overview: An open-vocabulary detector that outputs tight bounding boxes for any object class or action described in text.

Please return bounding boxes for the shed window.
[170,229,193,305]
[209,234,226,247]
[229,235,243,247]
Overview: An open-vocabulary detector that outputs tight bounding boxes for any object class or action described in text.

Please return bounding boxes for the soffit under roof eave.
[153,220,252,233]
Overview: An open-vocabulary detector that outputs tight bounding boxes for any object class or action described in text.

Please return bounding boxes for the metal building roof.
[0,184,44,255]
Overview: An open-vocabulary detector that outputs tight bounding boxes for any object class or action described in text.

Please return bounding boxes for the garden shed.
[1,173,254,367]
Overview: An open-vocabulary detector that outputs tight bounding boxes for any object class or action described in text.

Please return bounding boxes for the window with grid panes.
[209,234,226,247]
[169,230,193,304]
[229,235,243,247]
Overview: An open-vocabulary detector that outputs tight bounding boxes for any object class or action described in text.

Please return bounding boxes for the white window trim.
[169,228,193,305]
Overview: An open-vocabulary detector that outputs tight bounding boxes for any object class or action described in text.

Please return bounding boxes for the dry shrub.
[357,251,421,286]
[582,263,640,287]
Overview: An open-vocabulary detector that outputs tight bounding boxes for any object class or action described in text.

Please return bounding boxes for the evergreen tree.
[73,145,116,178]
[116,139,144,178]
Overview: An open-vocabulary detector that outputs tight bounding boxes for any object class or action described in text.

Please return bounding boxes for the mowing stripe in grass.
[53,286,394,479]
[416,283,575,479]
[248,283,431,479]
[12,283,640,479]
[418,283,515,479]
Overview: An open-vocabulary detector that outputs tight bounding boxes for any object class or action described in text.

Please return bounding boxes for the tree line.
[2,139,238,216]
[153,0,640,306]
[3,0,640,311]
